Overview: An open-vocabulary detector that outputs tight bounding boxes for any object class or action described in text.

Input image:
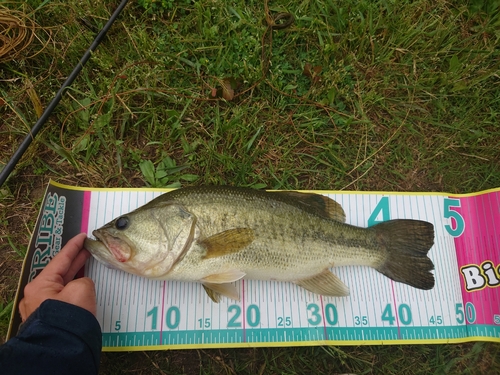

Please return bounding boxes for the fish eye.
[115,216,129,230]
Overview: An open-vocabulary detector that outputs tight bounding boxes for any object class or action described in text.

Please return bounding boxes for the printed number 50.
[443,198,465,237]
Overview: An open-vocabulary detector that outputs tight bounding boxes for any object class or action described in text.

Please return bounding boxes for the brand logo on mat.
[29,192,66,282]
[460,261,500,292]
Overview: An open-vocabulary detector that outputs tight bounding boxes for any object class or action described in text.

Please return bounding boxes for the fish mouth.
[91,229,132,263]
[83,236,113,265]
[92,230,106,245]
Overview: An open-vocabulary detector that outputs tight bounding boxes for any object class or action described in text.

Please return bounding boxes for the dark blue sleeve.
[0,299,101,375]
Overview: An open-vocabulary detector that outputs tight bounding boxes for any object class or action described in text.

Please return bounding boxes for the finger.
[42,233,87,278]
[62,248,91,284]
[59,277,97,316]
[19,299,28,322]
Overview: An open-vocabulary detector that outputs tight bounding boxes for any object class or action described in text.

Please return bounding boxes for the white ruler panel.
[84,190,468,348]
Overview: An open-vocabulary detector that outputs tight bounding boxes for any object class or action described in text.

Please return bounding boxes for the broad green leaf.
[139,160,156,186]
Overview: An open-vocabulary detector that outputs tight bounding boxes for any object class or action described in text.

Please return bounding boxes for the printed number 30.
[443,198,465,237]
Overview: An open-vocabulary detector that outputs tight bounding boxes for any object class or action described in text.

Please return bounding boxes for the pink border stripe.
[77,190,92,279]
[160,281,166,345]
[80,190,91,234]
[319,296,327,340]
[242,280,247,343]
[454,193,500,326]
[391,282,401,339]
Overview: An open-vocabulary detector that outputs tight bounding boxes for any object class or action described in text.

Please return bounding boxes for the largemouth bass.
[84,186,435,302]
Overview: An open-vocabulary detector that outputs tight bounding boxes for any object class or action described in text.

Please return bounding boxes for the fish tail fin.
[373,219,435,290]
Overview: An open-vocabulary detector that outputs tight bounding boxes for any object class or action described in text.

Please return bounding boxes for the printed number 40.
[443,198,465,237]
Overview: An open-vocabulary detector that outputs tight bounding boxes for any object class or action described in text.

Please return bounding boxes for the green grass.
[1,0,500,373]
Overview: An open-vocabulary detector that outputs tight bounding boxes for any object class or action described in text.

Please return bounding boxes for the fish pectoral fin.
[201,270,246,283]
[272,191,346,222]
[295,269,350,296]
[202,282,240,302]
[200,228,254,259]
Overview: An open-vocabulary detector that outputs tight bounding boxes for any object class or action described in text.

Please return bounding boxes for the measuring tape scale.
[82,189,500,349]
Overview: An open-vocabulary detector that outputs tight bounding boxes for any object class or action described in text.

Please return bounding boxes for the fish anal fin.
[202,282,240,302]
[273,191,346,222]
[295,269,350,296]
[200,228,254,259]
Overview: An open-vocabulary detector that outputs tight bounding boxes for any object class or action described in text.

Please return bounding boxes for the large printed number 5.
[443,198,465,237]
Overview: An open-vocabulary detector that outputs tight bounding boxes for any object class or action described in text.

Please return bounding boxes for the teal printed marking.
[354,316,368,326]
[227,305,242,327]
[367,197,390,227]
[324,304,338,326]
[147,306,158,330]
[429,316,443,325]
[443,198,465,237]
[247,305,260,327]
[166,306,180,329]
[467,325,500,339]
[399,304,412,325]
[198,318,211,329]
[306,303,322,325]
[381,304,396,325]
[277,316,292,327]
[102,326,472,348]
[465,302,476,324]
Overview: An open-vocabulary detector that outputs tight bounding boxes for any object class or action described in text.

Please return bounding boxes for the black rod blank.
[0,0,129,187]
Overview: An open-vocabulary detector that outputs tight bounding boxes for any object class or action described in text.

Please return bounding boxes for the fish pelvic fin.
[295,269,350,296]
[201,270,245,302]
[202,283,240,303]
[373,219,435,290]
[200,228,254,259]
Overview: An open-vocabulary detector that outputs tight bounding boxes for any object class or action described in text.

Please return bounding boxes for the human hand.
[19,233,97,321]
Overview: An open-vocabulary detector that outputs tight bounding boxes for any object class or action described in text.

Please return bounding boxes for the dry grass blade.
[0,5,50,63]
[0,6,36,63]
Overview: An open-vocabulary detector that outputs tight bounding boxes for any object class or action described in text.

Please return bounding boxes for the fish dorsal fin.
[295,269,350,296]
[202,283,240,302]
[201,269,246,284]
[200,228,254,259]
[272,191,346,222]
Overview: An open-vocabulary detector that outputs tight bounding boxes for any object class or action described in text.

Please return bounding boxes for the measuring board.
[9,181,500,350]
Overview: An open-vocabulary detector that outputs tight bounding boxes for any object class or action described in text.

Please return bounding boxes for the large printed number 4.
[443,198,465,237]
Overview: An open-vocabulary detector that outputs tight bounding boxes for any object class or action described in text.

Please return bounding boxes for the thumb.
[57,277,97,316]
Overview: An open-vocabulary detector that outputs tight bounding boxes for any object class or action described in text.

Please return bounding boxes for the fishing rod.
[0,0,129,188]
